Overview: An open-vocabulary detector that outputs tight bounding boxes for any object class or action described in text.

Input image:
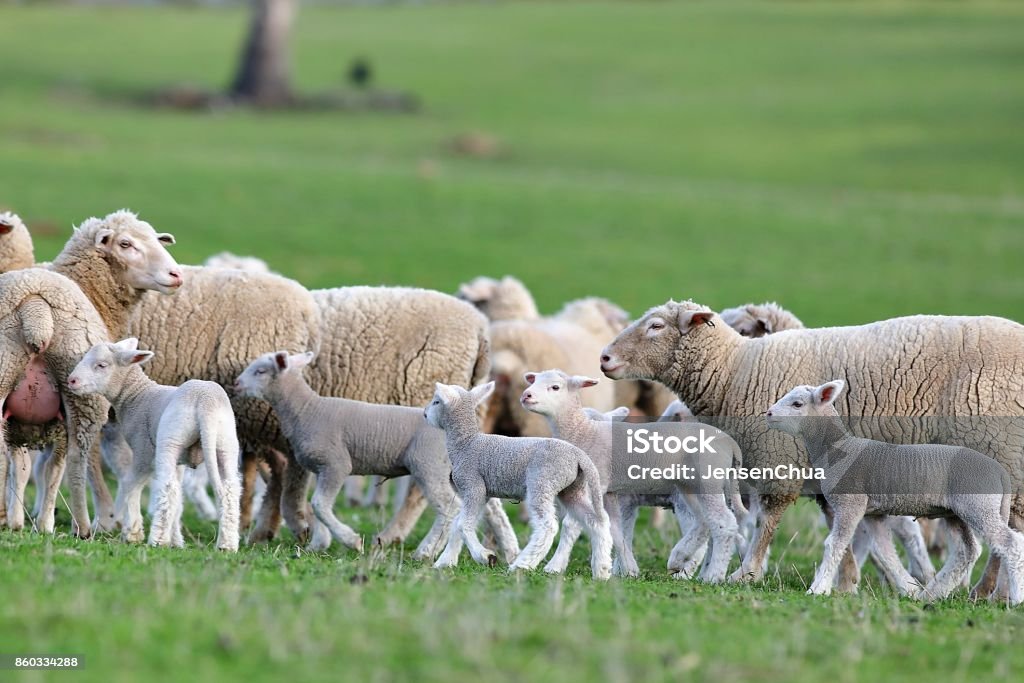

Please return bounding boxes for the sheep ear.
[609,406,630,419]
[755,318,772,335]
[469,381,495,405]
[156,232,175,245]
[814,380,845,406]
[570,375,599,389]
[115,349,153,366]
[129,351,154,366]
[678,310,715,334]
[274,352,289,370]
[524,372,537,385]
[94,228,115,252]
[289,351,314,369]
[113,337,140,352]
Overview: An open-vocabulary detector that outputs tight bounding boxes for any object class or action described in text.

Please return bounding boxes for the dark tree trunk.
[230,0,297,105]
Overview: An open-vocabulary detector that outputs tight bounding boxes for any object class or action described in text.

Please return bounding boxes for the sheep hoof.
[487,553,498,568]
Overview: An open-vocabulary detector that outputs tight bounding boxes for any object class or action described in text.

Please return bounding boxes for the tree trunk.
[230,0,297,105]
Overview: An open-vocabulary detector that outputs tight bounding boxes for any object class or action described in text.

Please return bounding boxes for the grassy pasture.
[1,1,1024,681]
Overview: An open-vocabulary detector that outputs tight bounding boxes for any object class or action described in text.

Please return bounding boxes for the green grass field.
[2,1,1024,681]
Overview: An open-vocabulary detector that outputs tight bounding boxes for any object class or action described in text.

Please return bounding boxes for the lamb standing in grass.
[521,370,743,581]
[68,339,241,550]
[426,381,612,579]
[233,351,505,560]
[766,380,1024,603]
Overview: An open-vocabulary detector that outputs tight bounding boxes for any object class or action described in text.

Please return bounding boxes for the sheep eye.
[649,322,664,330]
[432,399,440,405]
[551,385,560,391]
[95,362,107,370]
[792,401,803,408]
[255,369,266,375]
[119,240,131,249]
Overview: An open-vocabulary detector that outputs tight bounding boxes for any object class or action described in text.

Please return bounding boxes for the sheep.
[766,379,1024,603]
[719,302,804,337]
[203,251,272,273]
[0,212,35,273]
[521,370,743,582]
[717,302,935,587]
[600,299,1024,595]
[67,338,241,550]
[456,275,540,322]
[426,381,613,579]
[233,350,499,561]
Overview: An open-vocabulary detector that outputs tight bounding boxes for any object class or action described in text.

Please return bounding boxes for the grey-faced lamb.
[600,299,1024,596]
[426,381,612,579]
[68,339,241,551]
[767,380,1024,603]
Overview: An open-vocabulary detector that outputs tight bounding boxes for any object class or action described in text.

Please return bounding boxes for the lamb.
[67,339,241,550]
[600,299,1024,595]
[233,350,486,560]
[427,381,613,579]
[0,212,35,273]
[719,302,804,337]
[521,370,743,581]
[767,379,1024,603]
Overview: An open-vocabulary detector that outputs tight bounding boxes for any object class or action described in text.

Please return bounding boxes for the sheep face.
[519,369,598,417]
[88,211,183,294]
[0,212,19,235]
[765,380,846,436]
[234,350,314,399]
[67,338,153,397]
[720,306,771,337]
[425,381,495,429]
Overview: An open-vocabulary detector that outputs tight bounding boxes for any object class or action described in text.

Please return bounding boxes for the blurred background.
[1,0,1022,326]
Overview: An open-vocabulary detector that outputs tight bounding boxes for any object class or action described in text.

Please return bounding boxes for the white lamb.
[767,380,1024,603]
[68,339,241,550]
[521,370,743,582]
[426,382,613,579]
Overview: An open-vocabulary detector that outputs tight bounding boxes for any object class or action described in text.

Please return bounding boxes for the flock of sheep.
[2,209,1024,606]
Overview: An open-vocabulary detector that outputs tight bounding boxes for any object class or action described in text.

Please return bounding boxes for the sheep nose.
[600,354,611,364]
[68,377,78,388]
[167,270,183,287]
[766,410,773,417]
[523,392,533,400]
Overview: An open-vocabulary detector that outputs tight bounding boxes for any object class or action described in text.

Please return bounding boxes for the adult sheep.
[0,212,35,273]
[2,211,183,535]
[600,299,1024,594]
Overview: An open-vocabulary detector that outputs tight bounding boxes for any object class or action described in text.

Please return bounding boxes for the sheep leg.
[5,446,30,531]
[562,492,613,581]
[969,513,1024,606]
[248,447,286,544]
[391,475,412,518]
[482,498,520,564]
[32,445,51,519]
[444,484,495,567]
[863,517,921,598]
[819,498,861,593]
[376,481,429,547]
[509,491,559,572]
[308,464,362,552]
[0,446,7,528]
[889,516,936,586]
[618,496,641,574]
[62,395,106,539]
[697,493,740,584]
[434,505,469,569]
[35,441,66,534]
[281,455,315,544]
[544,513,582,574]
[362,475,390,508]
[924,518,978,602]
[86,439,116,533]
[672,493,710,578]
[808,496,865,596]
[406,468,459,561]
[149,444,185,547]
[605,493,636,577]
[183,467,218,522]
[238,451,259,531]
[344,475,365,507]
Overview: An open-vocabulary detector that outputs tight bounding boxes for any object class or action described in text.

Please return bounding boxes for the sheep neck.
[797,415,854,467]
[50,251,140,337]
[443,403,481,451]
[669,326,742,416]
[263,371,320,442]
[108,366,160,416]
[546,401,590,441]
